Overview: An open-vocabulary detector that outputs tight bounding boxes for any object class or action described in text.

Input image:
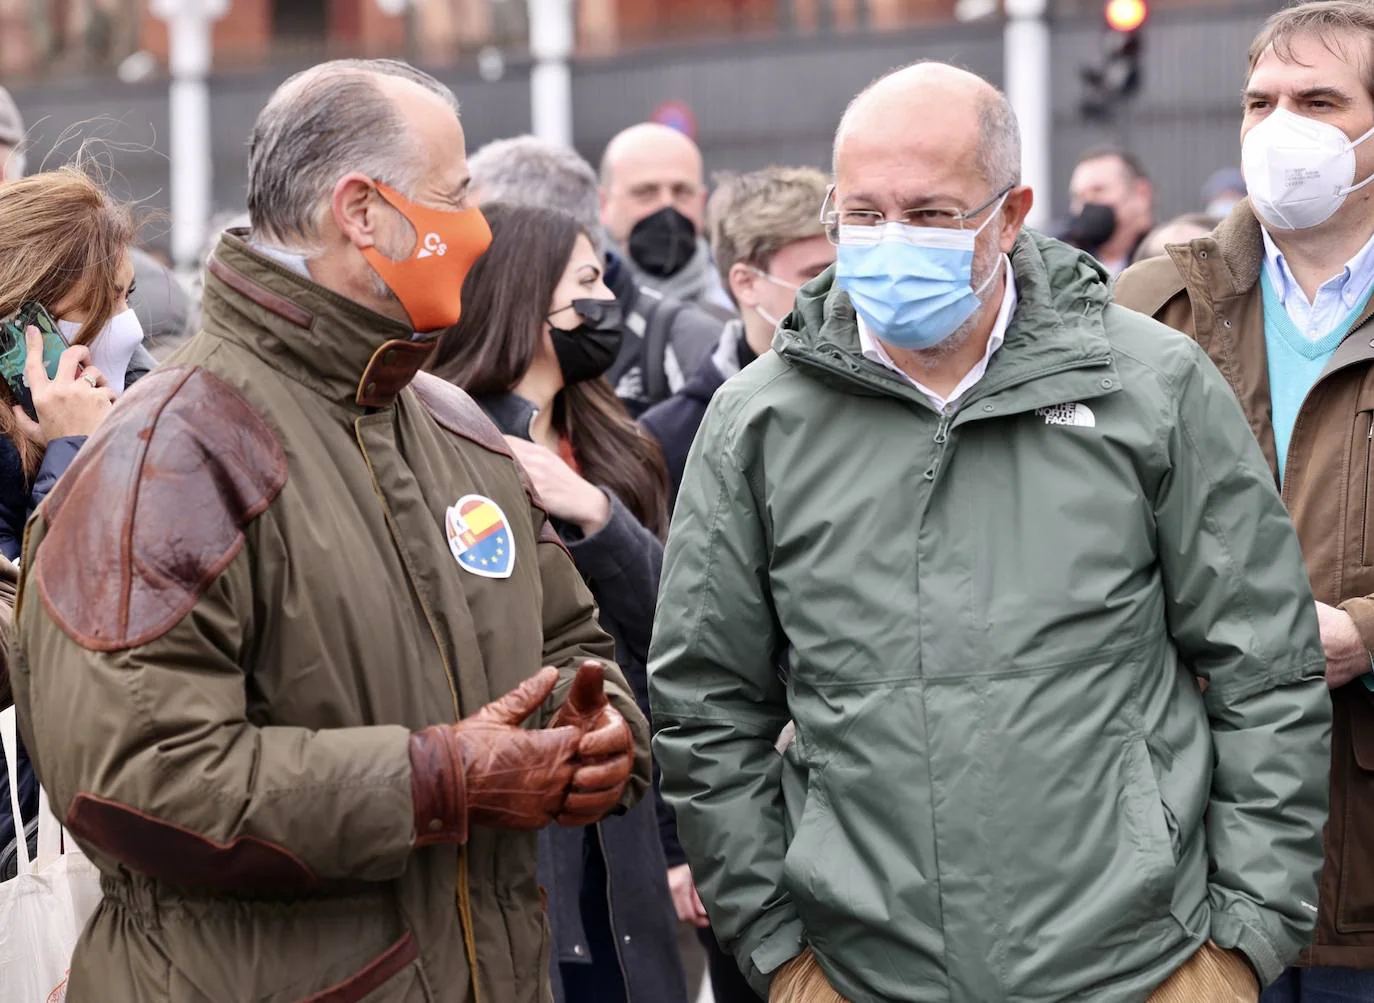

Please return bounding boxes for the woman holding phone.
[0,164,149,561]
[427,202,686,1003]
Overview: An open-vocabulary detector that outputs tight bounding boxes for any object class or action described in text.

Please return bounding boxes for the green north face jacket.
[648,232,1332,1003]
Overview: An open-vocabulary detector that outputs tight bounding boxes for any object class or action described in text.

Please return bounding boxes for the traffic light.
[1081,0,1148,121]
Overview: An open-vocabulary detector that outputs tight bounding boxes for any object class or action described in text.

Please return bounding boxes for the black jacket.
[475,393,687,1003]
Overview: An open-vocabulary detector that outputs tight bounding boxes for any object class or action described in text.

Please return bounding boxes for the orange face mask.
[361,181,492,334]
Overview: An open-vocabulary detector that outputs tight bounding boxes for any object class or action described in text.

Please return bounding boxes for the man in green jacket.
[649,62,1331,1003]
[13,59,649,1002]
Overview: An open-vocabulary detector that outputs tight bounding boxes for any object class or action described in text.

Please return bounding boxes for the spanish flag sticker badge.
[446,494,514,579]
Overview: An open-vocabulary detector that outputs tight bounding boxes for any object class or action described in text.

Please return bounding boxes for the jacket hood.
[775,230,1114,397]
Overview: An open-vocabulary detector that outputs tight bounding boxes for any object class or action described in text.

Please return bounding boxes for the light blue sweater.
[1261,269,1373,483]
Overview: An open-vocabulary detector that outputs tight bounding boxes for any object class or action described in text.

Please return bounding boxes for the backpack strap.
[642,295,686,403]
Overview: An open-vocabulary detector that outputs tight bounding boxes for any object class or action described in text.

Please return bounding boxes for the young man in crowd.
[651,60,1330,1003]
[14,58,648,1002]
[641,166,834,500]
[1116,4,1374,998]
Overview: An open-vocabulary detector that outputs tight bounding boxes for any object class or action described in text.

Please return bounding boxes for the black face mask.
[549,298,624,385]
[627,206,698,279]
[1065,202,1118,252]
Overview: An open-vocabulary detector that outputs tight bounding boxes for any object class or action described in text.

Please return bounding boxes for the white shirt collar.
[857,254,1017,412]
[251,241,312,278]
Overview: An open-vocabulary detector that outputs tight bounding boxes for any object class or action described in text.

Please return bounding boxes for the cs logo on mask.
[417,232,448,259]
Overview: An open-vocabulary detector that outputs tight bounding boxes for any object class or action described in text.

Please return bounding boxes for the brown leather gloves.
[549,662,635,826]
[410,661,635,846]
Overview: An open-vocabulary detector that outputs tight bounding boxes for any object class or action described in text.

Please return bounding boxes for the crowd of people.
[0,1,1372,1002]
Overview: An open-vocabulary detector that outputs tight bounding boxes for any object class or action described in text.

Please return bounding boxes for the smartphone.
[0,303,69,421]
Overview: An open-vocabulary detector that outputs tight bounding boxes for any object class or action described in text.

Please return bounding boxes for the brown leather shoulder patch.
[35,366,287,652]
[66,792,317,893]
[410,371,513,458]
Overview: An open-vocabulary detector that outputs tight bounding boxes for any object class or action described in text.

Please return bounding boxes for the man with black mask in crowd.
[600,123,735,314]
[1063,145,1155,276]
[469,134,727,416]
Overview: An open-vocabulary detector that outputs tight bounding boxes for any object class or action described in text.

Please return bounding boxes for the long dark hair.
[427,202,670,537]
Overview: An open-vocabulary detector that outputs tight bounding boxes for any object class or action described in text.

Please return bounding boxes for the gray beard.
[908,250,1002,364]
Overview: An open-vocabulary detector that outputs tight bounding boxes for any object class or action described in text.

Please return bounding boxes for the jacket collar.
[1167,198,1266,305]
[201,231,432,410]
[776,230,1117,416]
[474,393,539,441]
[1171,200,1374,377]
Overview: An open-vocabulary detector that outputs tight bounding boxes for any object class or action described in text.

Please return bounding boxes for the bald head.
[248,58,464,246]
[829,62,1033,361]
[835,62,1020,195]
[599,122,707,245]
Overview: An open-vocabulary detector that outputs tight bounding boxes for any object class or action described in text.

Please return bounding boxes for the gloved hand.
[549,661,635,826]
[410,666,580,846]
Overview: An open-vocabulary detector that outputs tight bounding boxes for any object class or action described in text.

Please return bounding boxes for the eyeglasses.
[819,185,1013,245]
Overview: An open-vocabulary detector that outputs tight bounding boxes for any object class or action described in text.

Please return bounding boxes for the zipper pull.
[933,406,954,445]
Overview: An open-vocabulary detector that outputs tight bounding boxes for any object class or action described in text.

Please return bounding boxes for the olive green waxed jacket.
[13,235,650,1003]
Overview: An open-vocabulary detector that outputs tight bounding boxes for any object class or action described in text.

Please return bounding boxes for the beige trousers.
[1145,941,1259,1003]
[768,942,1259,1003]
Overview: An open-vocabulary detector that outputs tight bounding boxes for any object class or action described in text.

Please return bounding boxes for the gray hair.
[976,88,1021,193]
[468,135,602,242]
[247,58,459,247]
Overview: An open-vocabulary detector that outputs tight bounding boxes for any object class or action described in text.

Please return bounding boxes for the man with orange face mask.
[11,58,649,1003]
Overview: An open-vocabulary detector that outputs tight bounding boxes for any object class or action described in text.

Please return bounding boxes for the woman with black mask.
[427,202,686,1003]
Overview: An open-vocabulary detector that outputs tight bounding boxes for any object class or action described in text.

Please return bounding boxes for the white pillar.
[527,0,574,147]
[1004,0,1052,228]
[152,0,227,276]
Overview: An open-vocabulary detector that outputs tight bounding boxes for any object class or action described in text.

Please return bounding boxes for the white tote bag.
[0,706,101,1002]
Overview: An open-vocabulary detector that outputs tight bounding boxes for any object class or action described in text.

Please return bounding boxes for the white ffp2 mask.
[1242,106,1374,231]
[58,308,145,396]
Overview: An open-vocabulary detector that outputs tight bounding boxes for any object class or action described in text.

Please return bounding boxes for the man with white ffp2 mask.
[1116,3,1374,998]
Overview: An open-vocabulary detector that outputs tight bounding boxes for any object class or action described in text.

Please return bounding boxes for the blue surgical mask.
[835,194,1006,350]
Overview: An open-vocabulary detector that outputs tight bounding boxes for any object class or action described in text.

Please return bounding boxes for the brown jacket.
[11,234,651,1002]
[1116,202,1374,968]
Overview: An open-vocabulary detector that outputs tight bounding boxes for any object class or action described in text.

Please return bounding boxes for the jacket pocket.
[298,933,427,1003]
[1337,692,1374,933]
[1359,410,1374,566]
[780,771,837,939]
[1120,737,1178,919]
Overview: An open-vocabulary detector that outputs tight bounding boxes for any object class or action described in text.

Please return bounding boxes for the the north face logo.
[1036,403,1096,428]
[416,232,447,259]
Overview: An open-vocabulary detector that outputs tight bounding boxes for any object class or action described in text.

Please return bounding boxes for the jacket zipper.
[924,405,956,482]
[596,823,633,1000]
[354,420,483,1003]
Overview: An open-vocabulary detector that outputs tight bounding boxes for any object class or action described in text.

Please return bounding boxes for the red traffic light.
[1104,0,1147,32]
